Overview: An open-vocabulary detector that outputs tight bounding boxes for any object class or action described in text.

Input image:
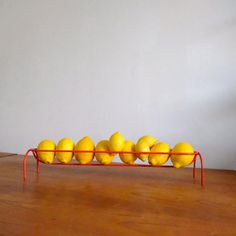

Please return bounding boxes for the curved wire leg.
[32,150,40,174]
[193,155,197,179]
[23,149,32,180]
[197,152,204,188]
[23,149,37,180]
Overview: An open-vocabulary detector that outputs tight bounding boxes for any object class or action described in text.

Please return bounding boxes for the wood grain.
[0,155,235,236]
[0,152,17,158]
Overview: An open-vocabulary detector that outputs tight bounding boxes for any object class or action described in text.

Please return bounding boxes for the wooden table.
[0,154,235,236]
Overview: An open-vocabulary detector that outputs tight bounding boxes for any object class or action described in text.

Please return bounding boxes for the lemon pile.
[37,132,195,168]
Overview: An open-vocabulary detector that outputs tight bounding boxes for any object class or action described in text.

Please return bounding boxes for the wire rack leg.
[193,155,196,179]
[32,150,40,174]
[23,149,32,180]
[197,152,205,188]
[23,149,36,180]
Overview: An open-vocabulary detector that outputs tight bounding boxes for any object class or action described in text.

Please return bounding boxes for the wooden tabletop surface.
[0,154,235,236]
[0,152,17,158]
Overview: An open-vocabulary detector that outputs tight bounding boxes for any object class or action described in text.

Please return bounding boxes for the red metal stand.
[23,149,204,188]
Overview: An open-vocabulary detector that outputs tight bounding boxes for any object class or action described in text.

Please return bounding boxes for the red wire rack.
[23,149,204,188]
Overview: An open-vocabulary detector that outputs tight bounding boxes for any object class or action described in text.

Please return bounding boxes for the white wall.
[0,0,235,170]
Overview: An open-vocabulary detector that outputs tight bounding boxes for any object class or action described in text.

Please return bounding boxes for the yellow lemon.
[171,142,195,168]
[138,135,157,148]
[75,136,94,164]
[119,140,137,164]
[148,142,170,166]
[37,139,55,164]
[108,132,125,152]
[56,138,74,164]
[135,140,150,161]
[95,140,115,164]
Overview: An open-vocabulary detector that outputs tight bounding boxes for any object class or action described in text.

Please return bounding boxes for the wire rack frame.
[23,149,204,188]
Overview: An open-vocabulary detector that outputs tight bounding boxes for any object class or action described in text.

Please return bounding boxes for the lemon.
[37,139,55,164]
[95,140,115,164]
[135,140,150,161]
[75,136,94,164]
[119,140,137,164]
[108,132,125,152]
[171,142,195,168]
[138,135,157,148]
[148,142,170,166]
[56,138,74,164]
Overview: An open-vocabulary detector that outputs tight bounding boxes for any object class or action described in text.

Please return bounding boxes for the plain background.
[0,0,235,170]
